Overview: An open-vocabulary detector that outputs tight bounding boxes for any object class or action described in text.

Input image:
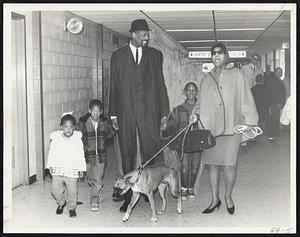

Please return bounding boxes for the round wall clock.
[66,18,84,34]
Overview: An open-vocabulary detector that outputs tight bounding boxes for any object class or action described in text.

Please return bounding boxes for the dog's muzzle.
[112,187,124,202]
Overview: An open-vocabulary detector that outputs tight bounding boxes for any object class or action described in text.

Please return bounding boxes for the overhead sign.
[189,51,211,58]
[189,50,247,59]
[228,51,247,58]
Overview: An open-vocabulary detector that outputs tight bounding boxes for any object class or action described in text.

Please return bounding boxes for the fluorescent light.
[166,28,265,32]
[186,46,248,49]
[186,46,211,49]
[180,39,255,43]
[166,29,214,32]
[180,40,216,43]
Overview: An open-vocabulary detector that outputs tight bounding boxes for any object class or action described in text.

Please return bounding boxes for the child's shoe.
[188,188,195,199]
[181,187,188,201]
[56,201,67,215]
[69,209,77,218]
[91,203,99,212]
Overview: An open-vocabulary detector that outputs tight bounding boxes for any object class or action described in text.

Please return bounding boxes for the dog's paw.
[119,204,128,213]
[150,217,158,223]
[157,210,165,215]
[122,213,129,222]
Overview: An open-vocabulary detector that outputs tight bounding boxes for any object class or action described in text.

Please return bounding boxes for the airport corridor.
[4,127,292,233]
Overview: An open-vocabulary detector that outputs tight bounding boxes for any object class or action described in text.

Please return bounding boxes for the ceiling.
[72,9,290,55]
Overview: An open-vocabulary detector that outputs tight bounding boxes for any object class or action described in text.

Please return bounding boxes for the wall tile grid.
[41,11,97,160]
[100,26,129,114]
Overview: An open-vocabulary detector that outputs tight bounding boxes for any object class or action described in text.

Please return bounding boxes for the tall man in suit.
[109,19,170,212]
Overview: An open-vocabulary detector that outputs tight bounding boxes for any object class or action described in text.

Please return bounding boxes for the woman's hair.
[184,81,198,91]
[89,99,104,110]
[210,42,228,55]
[60,114,76,126]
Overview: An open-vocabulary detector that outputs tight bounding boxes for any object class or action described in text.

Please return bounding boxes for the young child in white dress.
[47,113,86,218]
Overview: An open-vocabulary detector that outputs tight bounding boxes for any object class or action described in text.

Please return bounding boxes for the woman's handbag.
[182,119,216,153]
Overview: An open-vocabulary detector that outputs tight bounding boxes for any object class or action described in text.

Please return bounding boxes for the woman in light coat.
[192,42,258,214]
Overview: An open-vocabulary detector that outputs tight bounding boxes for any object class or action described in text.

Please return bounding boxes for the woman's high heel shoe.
[202,199,222,214]
[227,204,235,215]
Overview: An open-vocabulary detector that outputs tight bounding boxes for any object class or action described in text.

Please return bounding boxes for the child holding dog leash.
[78,99,116,212]
[161,82,202,200]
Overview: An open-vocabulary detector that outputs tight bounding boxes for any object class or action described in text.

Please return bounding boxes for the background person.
[251,74,270,134]
[241,53,264,89]
[266,67,286,140]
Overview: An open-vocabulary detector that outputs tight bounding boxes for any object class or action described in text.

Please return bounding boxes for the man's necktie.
[135,48,139,64]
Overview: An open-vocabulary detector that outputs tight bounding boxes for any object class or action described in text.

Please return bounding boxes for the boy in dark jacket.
[79,99,115,211]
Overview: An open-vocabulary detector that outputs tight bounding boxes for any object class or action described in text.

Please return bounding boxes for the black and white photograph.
[3,3,296,234]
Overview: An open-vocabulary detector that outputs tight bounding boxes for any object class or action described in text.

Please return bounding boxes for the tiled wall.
[149,29,206,110]
[101,26,129,114]
[41,11,98,163]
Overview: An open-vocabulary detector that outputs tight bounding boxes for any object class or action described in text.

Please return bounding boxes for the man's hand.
[160,116,167,130]
[112,117,119,130]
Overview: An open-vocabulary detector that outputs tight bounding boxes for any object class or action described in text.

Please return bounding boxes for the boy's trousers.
[51,175,78,211]
[86,160,105,204]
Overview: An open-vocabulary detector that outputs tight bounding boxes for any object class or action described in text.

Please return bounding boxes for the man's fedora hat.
[129,19,151,32]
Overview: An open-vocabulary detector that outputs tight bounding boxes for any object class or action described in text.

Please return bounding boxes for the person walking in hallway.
[251,74,270,134]
[266,67,286,140]
[108,19,170,212]
[192,42,258,215]
[241,53,264,89]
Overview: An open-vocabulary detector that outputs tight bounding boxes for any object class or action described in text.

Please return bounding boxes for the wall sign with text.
[189,50,246,59]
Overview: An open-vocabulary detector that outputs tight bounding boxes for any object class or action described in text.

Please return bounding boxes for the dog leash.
[233,125,263,139]
[141,122,194,169]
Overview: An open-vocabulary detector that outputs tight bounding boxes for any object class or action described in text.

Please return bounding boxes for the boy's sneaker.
[69,209,77,218]
[91,203,99,212]
[188,188,195,199]
[56,201,67,215]
[181,188,188,201]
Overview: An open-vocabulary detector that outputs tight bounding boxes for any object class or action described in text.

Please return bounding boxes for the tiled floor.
[4,128,294,233]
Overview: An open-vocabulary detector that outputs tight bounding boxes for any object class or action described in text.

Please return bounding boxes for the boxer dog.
[114,165,182,222]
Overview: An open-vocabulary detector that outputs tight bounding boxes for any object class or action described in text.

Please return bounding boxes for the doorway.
[11,13,29,189]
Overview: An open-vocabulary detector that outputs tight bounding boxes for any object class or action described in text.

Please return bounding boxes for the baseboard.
[29,174,36,184]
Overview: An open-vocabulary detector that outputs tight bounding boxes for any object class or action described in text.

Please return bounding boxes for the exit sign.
[189,51,246,58]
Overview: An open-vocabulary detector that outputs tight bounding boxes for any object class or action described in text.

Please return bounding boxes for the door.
[11,13,29,188]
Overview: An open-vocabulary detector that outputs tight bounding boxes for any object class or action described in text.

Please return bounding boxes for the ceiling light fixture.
[166,28,265,32]
[179,39,255,43]
[186,46,248,49]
